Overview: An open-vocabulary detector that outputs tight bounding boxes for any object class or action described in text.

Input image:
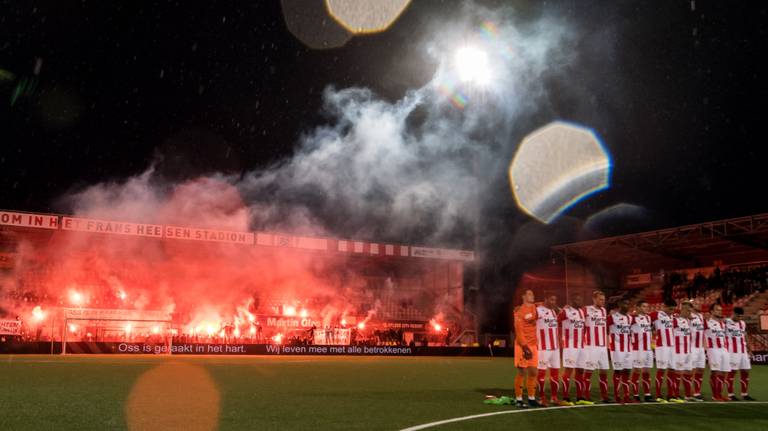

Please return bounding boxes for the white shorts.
[583,345,610,370]
[632,350,653,369]
[729,352,752,370]
[707,348,732,372]
[690,348,706,369]
[611,350,633,370]
[655,346,673,369]
[562,347,587,369]
[672,352,692,371]
[538,349,561,370]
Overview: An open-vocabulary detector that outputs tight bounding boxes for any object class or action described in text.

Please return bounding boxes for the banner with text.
[0,320,22,335]
[61,217,163,238]
[410,246,474,262]
[164,225,254,245]
[63,308,171,322]
[0,211,58,230]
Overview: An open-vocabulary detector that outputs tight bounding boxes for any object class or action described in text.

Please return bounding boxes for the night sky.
[2,1,768,325]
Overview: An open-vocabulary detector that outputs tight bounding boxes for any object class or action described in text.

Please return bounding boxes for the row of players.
[511,289,753,408]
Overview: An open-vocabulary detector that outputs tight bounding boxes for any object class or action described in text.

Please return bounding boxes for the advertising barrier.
[0,341,512,357]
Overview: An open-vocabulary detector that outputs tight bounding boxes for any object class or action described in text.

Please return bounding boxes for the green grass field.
[1,355,767,430]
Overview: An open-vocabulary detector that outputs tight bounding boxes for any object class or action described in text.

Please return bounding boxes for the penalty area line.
[398,401,768,431]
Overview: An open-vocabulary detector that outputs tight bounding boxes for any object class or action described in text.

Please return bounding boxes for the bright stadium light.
[69,290,83,306]
[454,46,491,86]
[32,305,45,322]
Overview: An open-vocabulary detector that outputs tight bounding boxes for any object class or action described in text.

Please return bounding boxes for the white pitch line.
[398,401,768,431]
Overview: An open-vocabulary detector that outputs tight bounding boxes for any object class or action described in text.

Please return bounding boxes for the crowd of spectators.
[661,264,768,305]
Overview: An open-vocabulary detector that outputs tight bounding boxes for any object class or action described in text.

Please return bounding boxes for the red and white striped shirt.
[558,305,585,349]
[631,313,653,351]
[725,318,747,354]
[650,310,674,347]
[608,312,633,353]
[583,305,607,347]
[704,318,729,350]
[672,316,691,354]
[689,312,705,349]
[536,306,559,351]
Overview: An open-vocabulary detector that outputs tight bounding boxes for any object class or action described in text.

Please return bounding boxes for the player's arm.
[557,308,566,344]
[513,307,526,348]
[649,310,658,323]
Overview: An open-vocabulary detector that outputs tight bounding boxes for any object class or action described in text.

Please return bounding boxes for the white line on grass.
[398,401,768,431]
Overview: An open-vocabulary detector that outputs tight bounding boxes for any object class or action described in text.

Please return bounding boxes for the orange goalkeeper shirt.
[514,303,538,347]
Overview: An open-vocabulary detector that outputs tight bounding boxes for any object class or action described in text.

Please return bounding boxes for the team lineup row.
[500,289,753,408]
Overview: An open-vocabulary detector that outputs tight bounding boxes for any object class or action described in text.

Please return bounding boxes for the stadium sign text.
[0,320,22,335]
[62,217,163,238]
[164,225,254,245]
[265,317,321,328]
[0,211,58,229]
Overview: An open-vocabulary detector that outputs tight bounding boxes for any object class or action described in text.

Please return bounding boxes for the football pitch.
[1,355,767,431]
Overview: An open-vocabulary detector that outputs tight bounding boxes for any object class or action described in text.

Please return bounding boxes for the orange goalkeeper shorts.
[514,344,538,368]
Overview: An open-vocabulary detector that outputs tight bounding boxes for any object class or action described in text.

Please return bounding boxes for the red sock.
[655,370,665,398]
[726,371,735,395]
[666,372,675,398]
[642,371,651,396]
[694,371,703,395]
[599,372,609,400]
[683,374,692,398]
[613,372,621,400]
[583,371,593,400]
[630,371,640,397]
[716,375,724,398]
[710,374,718,398]
[575,369,584,399]
[537,369,547,399]
[740,371,750,396]
[562,369,572,399]
[619,371,629,401]
[671,371,681,398]
[549,368,560,401]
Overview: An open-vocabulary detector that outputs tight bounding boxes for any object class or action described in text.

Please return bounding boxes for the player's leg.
[726,353,738,400]
[526,365,540,406]
[597,348,610,402]
[561,348,577,403]
[562,367,574,401]
[654,347,669,402]
[621,368,632,403]
[548,350,562,405]
[574,347,593,404]
[739,353,754,400]
[682,370,694,400]
[536,354,548,404]
[630,366,641,400]
[514,344,526,405]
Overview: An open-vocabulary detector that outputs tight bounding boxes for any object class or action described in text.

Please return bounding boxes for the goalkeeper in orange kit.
[513,289,541,408]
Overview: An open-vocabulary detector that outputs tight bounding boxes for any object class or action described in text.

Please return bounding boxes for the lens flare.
[325,0,411,34]
[509,121,611,224]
